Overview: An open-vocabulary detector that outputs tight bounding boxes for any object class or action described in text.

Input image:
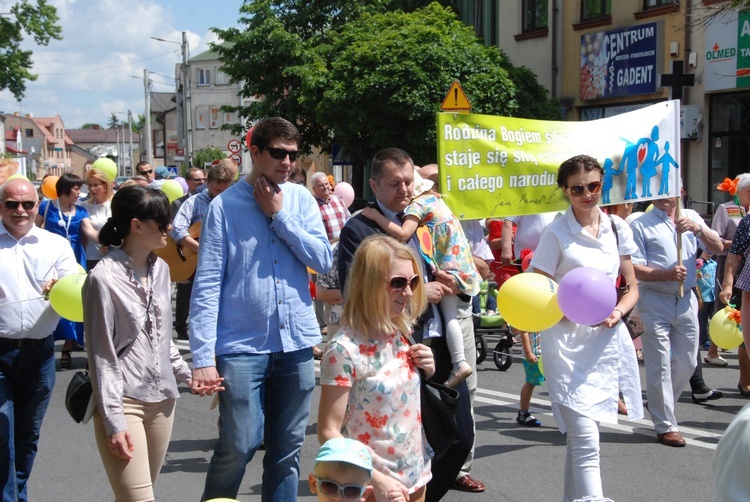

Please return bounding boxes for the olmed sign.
[704,10,750,91]
[436,101,682,219]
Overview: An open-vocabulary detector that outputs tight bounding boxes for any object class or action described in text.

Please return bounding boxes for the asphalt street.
[28,337,746,501]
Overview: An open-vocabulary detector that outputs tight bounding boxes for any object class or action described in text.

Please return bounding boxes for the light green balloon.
[161,179,184,203]
[6,174,29,182]
[91,157,117,182]
[48,273,87,322]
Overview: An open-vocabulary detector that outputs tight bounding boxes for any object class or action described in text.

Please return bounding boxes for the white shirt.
[530,208,643,429]
[0,222,79,339]
[507,212,559,256]
[460,219,493,262]
[81,199,111,261]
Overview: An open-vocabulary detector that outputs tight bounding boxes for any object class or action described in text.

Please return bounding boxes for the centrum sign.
[704,9,750,91]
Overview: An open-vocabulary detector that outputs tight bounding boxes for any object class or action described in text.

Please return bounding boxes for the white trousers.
[638,289,699,434]
[558,405,603,502]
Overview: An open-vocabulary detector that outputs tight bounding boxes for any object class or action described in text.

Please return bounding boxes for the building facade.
[4,114,75,179]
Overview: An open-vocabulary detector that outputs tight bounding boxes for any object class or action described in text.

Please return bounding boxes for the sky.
[0,0,245,129]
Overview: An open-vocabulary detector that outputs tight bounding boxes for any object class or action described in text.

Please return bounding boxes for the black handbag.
[418,368,459,460]
[65,370,93,424]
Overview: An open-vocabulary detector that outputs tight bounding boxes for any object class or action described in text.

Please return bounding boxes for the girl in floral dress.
[318,235,436,502]
[362,171,479,388]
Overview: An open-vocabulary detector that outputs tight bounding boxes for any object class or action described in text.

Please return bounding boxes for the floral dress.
[320,326,432,493]
[404,192,479,296]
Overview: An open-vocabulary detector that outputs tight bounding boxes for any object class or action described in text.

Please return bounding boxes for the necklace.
[55,200,73,240]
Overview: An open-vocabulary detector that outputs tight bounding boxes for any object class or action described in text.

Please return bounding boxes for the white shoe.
[704,355,729,367]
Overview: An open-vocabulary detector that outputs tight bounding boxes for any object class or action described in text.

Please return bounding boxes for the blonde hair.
[342,235,427,338]
[86,168,114,200]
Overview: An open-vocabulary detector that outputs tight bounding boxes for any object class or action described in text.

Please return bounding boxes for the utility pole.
[115,126,121,174]
[182,31,193,167]
[144,69,153,166]
[127,110,134,176]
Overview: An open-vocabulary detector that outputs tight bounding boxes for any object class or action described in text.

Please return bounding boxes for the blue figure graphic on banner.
[618,138,639,200]
[656,141,679,195]
[601,158,619,204]
[637,126,660,198]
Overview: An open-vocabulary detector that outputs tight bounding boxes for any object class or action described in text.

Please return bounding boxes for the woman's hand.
[409,343,435,378]
[190,366,225,396]
[370,470,410,502]
[107,431,134,460]
[599,308,624,329]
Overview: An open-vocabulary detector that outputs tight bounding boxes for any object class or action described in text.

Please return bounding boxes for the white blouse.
[530,208,643,430]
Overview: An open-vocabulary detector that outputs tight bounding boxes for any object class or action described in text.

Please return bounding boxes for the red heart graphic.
[637,143,647,164]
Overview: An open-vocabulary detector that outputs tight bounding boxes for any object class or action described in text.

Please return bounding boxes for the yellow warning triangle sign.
[441,81,472,111]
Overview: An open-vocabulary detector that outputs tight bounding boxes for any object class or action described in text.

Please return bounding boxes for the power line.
[35,51,178,76]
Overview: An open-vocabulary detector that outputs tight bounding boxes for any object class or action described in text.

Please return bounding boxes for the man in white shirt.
[0,178,78,501]
[630,196,722,447]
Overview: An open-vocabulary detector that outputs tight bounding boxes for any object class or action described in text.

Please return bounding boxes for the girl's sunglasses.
[315,477,366,500]
[567,181,602,197]
[388,275,420,291]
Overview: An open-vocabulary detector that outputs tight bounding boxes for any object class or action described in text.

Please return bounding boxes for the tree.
[107,113,120,129]
[0,0,62,100]
[192,146,225,169]
[213,1,559,166]
[81,123,102,129]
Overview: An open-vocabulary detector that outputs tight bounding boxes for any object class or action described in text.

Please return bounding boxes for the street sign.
[167,166,178,177]
[230,153,242,166]
[228,139,241,153]
[441,80,472,112]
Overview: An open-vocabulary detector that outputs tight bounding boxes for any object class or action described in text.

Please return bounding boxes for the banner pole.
[676,198,684,297]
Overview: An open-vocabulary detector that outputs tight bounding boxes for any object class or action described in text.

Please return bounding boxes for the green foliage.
[193,146,225,168]
[130,114,146,134]
[215,0,558,167]
[107,113,120,129]
[81,123,101,129]
[0,0,62,100]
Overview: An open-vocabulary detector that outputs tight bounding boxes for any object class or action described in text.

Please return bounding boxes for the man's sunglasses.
[188,177,206,182]
[388,274,421,292]
[315,477,366,500]
[4,200,37,211]
[260,146,299,162]
[567,181,602,197]
[139,169,153,175]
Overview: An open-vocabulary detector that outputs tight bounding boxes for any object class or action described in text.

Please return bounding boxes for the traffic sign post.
[228,139,242,153]
[230,153,242,166]
[441,80,472,112]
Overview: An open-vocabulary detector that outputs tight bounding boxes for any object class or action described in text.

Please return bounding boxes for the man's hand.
[669,264,688,282]
[191,366,225,396]
[254,176,283,217]
[719,285,733,305]
[42,278,58,299]
[473,256,490,280]
[424,280,453,304]
[674,216,700,235]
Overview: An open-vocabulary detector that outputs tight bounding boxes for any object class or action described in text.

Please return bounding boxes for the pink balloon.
[333,182,355,208]
[557,267,617,326]
[245,126,253,149]
[174,176,188,194]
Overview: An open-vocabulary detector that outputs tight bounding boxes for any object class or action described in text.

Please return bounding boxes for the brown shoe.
[452,474,485,493]
[657,431,686,447]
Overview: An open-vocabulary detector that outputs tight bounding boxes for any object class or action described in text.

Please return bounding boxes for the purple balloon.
[174,176,189,194]
[557,267,617,326]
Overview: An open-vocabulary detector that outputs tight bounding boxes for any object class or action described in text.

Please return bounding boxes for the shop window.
[582,0,611,20]
[522,0,548,32]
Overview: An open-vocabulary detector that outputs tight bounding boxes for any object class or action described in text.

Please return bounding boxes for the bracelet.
[694,227,703,238]
[613,308,624,318]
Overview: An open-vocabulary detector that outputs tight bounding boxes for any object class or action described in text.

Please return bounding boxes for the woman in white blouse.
[82,186,212,501]
[81,168,113,270]
[529,155,643,502]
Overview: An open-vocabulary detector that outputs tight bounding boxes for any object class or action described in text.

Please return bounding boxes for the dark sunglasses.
[315,477,366,500]
[261,146,299,162]
[4,200,37,211]
[188,177,206,182]
[139,169,153,175]
[388,274,421,291]
[568,181,602,197]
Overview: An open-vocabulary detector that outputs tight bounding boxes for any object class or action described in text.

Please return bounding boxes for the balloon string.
[0,296,46,307]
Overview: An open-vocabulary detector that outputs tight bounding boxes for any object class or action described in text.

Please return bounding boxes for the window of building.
[582,0,611,20]
[25,129,33,138]
[645,0,678,7]
[197,68,211,86]
[523,0,548,32]
[215,69,229,86]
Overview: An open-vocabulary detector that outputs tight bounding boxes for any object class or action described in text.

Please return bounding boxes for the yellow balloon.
[160,179,184,203]
[75,264,86,274]
[42,175,59,199]
[645,203,653,212]
[6,174,28,182]
[48,273,87,322]
[538,356,544,378]
[496,273,563,333]
[92,157,117,182]
[709,307,743,350]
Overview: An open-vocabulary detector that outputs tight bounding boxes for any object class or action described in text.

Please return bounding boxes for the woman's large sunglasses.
[388,274,421,291]
[567,181,602,197]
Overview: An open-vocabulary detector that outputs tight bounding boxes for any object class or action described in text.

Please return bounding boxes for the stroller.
[473,281,515,371]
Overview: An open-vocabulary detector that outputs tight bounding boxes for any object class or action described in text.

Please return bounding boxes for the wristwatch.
[270,210,279,221]
[693,227,703,238]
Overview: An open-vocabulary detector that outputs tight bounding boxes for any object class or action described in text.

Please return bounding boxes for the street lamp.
[151,32,192,166]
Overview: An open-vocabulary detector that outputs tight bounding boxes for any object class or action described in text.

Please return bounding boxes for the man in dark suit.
[338,147,475,502]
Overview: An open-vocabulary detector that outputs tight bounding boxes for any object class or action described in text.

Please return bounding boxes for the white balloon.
[625,212,645,225]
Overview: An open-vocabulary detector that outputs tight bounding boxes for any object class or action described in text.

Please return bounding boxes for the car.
[114,176,129,190]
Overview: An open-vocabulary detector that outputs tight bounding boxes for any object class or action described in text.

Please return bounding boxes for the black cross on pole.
[659,60,695,100]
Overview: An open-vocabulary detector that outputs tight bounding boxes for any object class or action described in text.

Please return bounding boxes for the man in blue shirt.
[189,117,332,501]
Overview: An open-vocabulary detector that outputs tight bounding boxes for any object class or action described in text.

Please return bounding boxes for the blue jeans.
[0,337,56,502]
[202,348,315,501]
